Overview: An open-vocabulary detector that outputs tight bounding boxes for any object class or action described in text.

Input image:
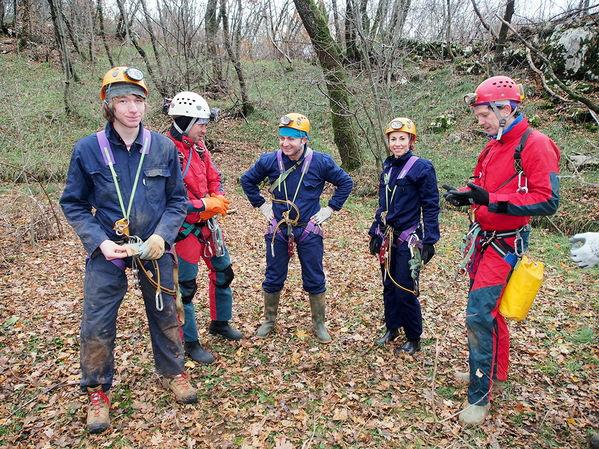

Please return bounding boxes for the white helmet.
[168,91,210,135]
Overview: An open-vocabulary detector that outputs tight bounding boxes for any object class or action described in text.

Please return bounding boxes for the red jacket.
[471,116,560,231]
[168,131,224,225]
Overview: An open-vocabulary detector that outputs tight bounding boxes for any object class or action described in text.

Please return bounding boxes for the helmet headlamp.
[125,67,144,82]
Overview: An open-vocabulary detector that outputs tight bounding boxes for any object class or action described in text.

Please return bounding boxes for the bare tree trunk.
[205,0,224,89]
[494,0,515,66]
[140,0,166,85]
[345,0,362,63]
[470,0,496,38]
[47,0,76,114]
[330,0,342,43]
[445,0,454,59]
[96,0,114,66]
[59,5,84,59]
[220,0,253,116]
[18,0,30,49]
[293,0,362,170]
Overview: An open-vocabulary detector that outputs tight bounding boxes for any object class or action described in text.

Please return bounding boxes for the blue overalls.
[241,147,353,293]
[369,152,440,339]
[60,122,188,391]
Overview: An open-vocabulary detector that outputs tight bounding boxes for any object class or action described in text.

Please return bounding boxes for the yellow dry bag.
[499,255,544,321]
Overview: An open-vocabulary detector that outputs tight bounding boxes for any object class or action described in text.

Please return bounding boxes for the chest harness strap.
[267,149,321,258]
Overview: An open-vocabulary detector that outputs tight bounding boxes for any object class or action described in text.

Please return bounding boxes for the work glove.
[569,232,599,268]
[123,241,145,257]
[442,182,489,207]
[139,234,165,260]
[421,243,435,265]
[200,193,231,220]
[311,206,334,225]
[369,236,381,256]
[259,202,273,221]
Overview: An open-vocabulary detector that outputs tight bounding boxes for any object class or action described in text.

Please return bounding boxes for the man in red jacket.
[166,92,243,365]
[443,76,560,426]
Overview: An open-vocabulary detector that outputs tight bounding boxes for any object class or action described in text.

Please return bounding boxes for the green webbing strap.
[270,159,302,193]
[103,135,150,221]
[457,223,482,277]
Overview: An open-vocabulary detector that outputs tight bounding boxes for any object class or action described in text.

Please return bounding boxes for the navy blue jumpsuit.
[241,147,353,294]
[369,152,440,340]
[60,122,188,392]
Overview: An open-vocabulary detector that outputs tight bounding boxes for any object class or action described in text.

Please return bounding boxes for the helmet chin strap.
[489,102,518,140]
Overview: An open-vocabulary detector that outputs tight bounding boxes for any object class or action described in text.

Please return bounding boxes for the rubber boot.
[589,433,599,449]
[396,338,421,355]
[454,371,506,392]
[256,291,280,337]
[459,403,490,426]
[184,341,214,364]
[375,328,399,345]
[309,292,331,344]
[209,320,243,340]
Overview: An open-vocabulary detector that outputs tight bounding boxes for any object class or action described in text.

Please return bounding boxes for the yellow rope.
[269,198,300,252]
[136,258,176,296]
[382,226,418,295]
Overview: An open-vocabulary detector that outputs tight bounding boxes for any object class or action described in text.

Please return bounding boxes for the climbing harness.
[377,224,422,295]
[266,148,323,258]
[96,129,174,311]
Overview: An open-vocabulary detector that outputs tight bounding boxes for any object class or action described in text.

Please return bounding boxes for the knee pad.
[179,278,197,304]
[215,265,234,288]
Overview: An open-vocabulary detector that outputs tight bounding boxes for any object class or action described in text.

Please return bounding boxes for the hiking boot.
[459,403,490,426]
[86,386,110,434]
[209,320,243,341]
[309,292,331,344]
[454,371,506,392]
[256,291,280,337]
[162,373,197,404]
[184,341,214,364]
[589,433,599,449]
[396,338,421,355]
[375,328,399,345]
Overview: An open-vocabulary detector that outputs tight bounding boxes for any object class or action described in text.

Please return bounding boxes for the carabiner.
[155,290,164,312]
[517,172,528,193]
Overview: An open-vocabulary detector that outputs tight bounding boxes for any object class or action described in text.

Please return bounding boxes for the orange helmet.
[101,66,148,101]
[279,113,310,138]
[385,117,416,142]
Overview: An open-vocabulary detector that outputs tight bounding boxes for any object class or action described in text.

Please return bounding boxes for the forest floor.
[0,122,598,449]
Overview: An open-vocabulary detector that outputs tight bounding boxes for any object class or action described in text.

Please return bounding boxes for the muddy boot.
[309,292,331,344]
[375,328,399,345]
[86,386,110,434]
[459,403,490,426]
[454,371,506,392]
[256,291,280,337]
[209,320,243,341]
[162,373,197,404]
[184,340,214,364]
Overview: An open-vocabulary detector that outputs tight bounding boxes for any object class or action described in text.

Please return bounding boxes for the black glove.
[442,182,489,206]
[421,243,435,265]
[369,236,381,256]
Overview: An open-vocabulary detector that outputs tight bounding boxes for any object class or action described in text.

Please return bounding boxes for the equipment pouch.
[499,255,543,321]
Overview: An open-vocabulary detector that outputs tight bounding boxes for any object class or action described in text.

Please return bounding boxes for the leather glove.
[201,193,230,220]
[139,234,165,260]
[259,202,273,221]
[421,243,435,265]
[311,206,334,225]
[369,236,381,256]
[442,182,489,206]
[569,232,599,268]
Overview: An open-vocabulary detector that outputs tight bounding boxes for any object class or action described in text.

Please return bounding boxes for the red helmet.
[464,76,524,106]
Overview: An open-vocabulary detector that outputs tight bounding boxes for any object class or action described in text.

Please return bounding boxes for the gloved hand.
[442,182,489,206]
[421,243,435,265]
[369,236,381,256]
[259,202,273,221]
[201,193,230,220]
[569,232,599,268]
[311,206,334,225]
[139,234,165,260]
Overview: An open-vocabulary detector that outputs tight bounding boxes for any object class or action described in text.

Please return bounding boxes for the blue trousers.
[263,228,325,294]
[80,253,185,392]
[380,241,422,340]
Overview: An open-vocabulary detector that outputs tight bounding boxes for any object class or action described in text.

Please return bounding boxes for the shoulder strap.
[397,155,419,180]
[96,128,152,165]
[513,128,532,173]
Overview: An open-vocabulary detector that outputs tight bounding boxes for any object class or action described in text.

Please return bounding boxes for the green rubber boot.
[256,291,280,337]
[309,292,331,344]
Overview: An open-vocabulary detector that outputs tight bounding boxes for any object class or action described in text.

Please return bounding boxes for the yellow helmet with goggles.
[385,117,416,142]
[279,113,310,139]
[101,66,148,101]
